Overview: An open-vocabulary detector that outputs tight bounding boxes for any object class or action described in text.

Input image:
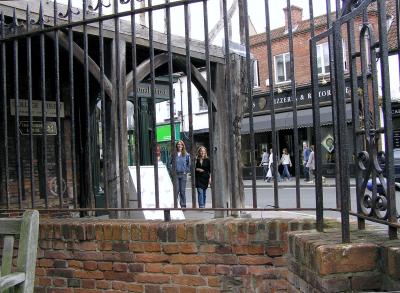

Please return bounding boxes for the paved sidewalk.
[243,177,357,188]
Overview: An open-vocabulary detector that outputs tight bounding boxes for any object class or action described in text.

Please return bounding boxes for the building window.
[253,60,260,88]
[198,96,208,111]
[317,42,330,75]
[274,53,291,83]
[316,41,348,75]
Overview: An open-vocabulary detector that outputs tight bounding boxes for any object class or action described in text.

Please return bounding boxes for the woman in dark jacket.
[195,146,211,208]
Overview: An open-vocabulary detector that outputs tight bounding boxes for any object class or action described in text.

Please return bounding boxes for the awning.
[241,104,353,134]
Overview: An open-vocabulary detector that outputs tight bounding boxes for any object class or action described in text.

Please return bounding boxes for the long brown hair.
[176,140,187,156]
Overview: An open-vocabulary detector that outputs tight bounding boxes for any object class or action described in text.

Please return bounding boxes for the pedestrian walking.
[280,148,292,181]
[195,146,211,208]
[306,145,315,183]
[260,148,269,181]
[266,148,281,182]
[171,140,190,208]
[303,142,311,182]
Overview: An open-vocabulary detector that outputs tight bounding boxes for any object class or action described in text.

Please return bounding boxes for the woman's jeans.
[282,164,291,179]
[177,174,187,208]
[196,188,207,208]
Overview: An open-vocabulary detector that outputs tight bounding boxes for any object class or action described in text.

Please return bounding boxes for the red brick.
[145,243,161,252]
[38,277,52,286]
[82,279,96,289]
[121,225,131,241]
[136,273,171,284]
[76,242,97,251]
[53,241,66,250]
[98,262,113,271]
[178,287,196,293]
[53,278,67,287]
[163,244,180,254]
[130,242,145,252]
[47,289,73,293]
[172,275,206,286]
[198,288,220,293]
[68,260,82,268]
[98,241,113,251]
[163,265,181,274]
[103,224,113,240]
[39,258,54,267]
[207,276,221,287]
[206,254,238,265]
[215,265,230,275]
[171,255,206,264]
[45,251,72,259]
[103,271,136,282]
[74,289,103,293]
[73,252,103,261]
[131,224,141,241]
[182,265,199,274]
[162,286,179,293]
[83,261,98,271]
[74,270,104,279]
[199,244,216,253]
[96,280,111,289]
[113,262,128,272]
[180,243,198,254]
[266,246,284,257]
[176,223,186,241]
[232,245,248,255]
[248,244,264,255]
[199,265,216,275]
[316,243,378,275]
[146,263,163,273]
[112,224,122,240]
[136,254,169,263]
[238,255,273,265]
[126,283,144,292]
[112,281,127,290]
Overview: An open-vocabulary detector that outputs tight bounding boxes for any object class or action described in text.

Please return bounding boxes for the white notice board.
[129,163,185,220]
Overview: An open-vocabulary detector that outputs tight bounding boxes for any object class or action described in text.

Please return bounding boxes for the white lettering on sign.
[10,99,65,118]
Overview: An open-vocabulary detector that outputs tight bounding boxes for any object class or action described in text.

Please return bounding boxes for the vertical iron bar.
[264,0,279,208]
[287,0,300,208]
[377,0,397,239]
[26,6,35,208]
[148,0,160,208]
[347,19,365,230]
[165,0,177,208]
[222,0,236,210]
[184,3,195,208]
[130,0,141,208]
[67,0,78,209]
[54,1,63,208]
[326,0,341,209]
[309,0,323,232]
[39,1,48,207]
[333,21,350,243]
[203,0,215,208]
[99,1,109,208]
[1,12,9,209]
[83,0,94,208]
[242,0,257,208]
[13,10,23,208]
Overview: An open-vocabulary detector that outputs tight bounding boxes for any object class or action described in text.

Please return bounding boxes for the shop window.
[274,52,291,83]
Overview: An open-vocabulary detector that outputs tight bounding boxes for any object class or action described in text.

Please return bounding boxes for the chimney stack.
[283,5,303,32]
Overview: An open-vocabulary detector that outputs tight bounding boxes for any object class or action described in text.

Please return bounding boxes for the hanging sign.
[19,121,57,136]
[10,99,65,118]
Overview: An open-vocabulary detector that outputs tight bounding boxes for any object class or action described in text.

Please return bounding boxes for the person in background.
[280,148,292,181]
[266,148,281,182]
[303,142,311,182]
[195,146,211,208]
[306,145,315,183]
[171,140,190,208]
[260,148,269,181]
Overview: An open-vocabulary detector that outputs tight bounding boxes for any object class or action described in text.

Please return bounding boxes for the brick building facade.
[243,1,397,178]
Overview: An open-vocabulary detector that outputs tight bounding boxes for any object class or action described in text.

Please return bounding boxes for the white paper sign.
[129,163,185,220]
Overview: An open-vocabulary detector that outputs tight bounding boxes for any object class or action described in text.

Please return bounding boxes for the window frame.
[274,52,291,84]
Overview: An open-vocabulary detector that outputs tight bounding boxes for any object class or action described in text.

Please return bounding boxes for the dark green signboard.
[156,123,180,142]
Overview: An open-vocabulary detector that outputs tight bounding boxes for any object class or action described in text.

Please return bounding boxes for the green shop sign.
[156,123,181,142]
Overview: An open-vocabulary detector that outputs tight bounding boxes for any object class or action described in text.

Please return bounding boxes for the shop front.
[241,81,355,179]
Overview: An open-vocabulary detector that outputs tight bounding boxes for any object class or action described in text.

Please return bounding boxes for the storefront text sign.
[19,121,57,136]
[248,81,352,113]
[10,99,65,118]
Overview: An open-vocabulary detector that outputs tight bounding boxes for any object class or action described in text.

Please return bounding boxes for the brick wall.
[34,218,316,293]
[287,229,400,292]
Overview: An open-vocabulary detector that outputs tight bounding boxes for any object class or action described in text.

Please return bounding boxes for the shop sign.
[136,83,171,101]
[10,99,65,118]
[248,81,352,113]
[392,101,400,117]
[156,123,180,142]
[394,130,400,149]
[19,121,57,136]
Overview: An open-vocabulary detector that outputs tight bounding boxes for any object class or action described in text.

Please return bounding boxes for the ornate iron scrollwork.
[59,0,80,19]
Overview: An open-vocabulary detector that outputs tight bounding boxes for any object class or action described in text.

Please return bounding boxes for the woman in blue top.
[173,140,190,208]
